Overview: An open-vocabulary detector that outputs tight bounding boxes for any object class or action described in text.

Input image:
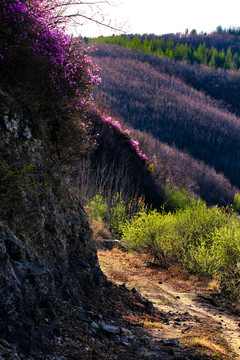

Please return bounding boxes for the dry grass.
[192,338,228,355]
[122,312,164,330]
[90,217,112,241]
[208,275,221,293]
[143,319,164,329]
[107,265,129,282]
[98,248,207,293]
[165,265,190,281]
[181,323,232,359]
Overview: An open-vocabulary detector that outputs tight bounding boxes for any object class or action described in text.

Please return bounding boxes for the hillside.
[92,42,240,197]
[1,2,240,359]
[94,31,240,71]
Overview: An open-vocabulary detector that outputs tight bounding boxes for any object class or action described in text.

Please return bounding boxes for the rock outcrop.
[0,98,106,358]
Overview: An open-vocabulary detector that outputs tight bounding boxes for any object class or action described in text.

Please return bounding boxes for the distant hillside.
[93,37,240,114]
[127,127,238,206]
[92,43,240,194]
[94,30,240,70]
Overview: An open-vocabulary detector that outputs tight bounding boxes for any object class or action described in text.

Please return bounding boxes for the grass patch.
[181,323,233,359]
[143,319,164,329]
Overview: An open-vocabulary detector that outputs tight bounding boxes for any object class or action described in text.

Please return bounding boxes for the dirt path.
[147,282,240,358]
[98,247,240,359]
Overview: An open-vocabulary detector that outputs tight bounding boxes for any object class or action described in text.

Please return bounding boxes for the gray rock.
[78,314,91,323]
[5,234,25,262]
[140,335,151,344]
[90,321,99,330]
[174,348,186,352]
[101,322,120,335]
[120,341,132,347]
[121,327,133,337]
[22,126,32,139]
[163,338,179,347]
[114,335,120,342]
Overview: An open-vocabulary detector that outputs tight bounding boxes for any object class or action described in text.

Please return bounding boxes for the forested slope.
[93,43,240,192]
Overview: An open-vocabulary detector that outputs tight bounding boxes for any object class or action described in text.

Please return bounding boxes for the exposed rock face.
[0,220,105,358]
[0,100,105,358]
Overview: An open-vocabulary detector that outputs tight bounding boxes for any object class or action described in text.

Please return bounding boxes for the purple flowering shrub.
[0,0,100,117]
[93,108,148,162]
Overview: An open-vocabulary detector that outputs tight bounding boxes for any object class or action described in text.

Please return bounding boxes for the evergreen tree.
[143,36,148,52]
[224,48,233,69]
[209,48,218,68]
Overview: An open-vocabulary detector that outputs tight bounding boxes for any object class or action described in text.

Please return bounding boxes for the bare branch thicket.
[77,150,140,206]
[45,0,128,33]
[94,44,240,190]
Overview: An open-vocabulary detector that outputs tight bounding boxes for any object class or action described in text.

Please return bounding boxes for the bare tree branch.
[45,0,128,34]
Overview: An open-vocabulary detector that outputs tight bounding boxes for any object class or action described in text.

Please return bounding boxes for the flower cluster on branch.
[0,0,101,113]
[95,109,148,162]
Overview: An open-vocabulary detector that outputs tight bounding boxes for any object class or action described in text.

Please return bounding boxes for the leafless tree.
[45,0,128,34]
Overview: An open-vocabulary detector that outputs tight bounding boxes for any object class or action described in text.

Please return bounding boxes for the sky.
[71,0,240,37]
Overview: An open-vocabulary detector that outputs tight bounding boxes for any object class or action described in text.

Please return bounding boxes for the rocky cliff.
[0,95,106,358]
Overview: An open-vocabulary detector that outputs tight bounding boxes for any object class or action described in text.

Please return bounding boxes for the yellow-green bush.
[233,193,240,214]
[121,198,240,300]
[86,193,142,237]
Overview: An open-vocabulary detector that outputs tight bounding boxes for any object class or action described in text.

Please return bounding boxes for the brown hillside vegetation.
[128,127,238,206]
[93,44,240,190]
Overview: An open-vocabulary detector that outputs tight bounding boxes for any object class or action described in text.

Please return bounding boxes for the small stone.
[90,321,99,330]
[78,314,91,323]
[163,338,179,347]
[120,341,131,347]
[22,126,32,139]
[114,335,120,342]
[101,323,120,335]
[140,335,151,344]
[174,348,186,352]
[3,106,9,114]
[121,328,133,337]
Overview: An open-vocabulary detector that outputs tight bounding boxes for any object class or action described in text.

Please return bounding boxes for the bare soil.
[98,245,240,360]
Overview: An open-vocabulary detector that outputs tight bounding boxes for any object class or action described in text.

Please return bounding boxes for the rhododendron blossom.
[0,0,101,112]
[94,109,148,162]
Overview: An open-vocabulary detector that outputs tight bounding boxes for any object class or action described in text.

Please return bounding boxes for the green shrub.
[108,194,129,237]
[233,193,240,214]
[122,201,229,259]
[121,209,177,266]
[121,198,240,300]
[211,222,240,300]
[0,160,52,215]
[173,201,230,258]
[86,194,108,223]
[86,192,141,237]
[163,186,197,212]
